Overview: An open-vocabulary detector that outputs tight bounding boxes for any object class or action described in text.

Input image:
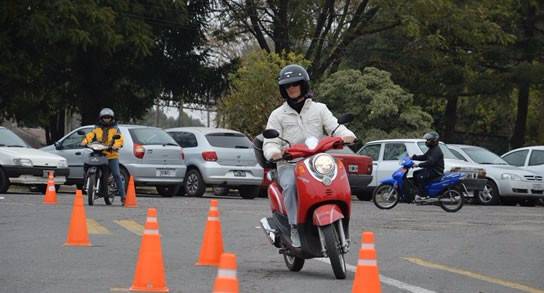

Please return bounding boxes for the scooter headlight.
[312,154,336,175]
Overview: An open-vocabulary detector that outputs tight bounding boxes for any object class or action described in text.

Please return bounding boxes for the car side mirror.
[263,129,280,139]
[76,130,86,135]
[337,113,354,125]
[54,142,63,150]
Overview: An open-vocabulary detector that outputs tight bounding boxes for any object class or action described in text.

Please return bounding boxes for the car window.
[129,128,178,145]
[205,133,252,149]
[417,142,457,160]
[358,144,381,161]
[502,150,529,167]
[383,143,407,161]
[449,148,468,161]
[528,150,544,166]
[0,128,29,147]
[62,128,92,149]
[461,147,508,165]
[169,131,198,148]
[326,146,355,154]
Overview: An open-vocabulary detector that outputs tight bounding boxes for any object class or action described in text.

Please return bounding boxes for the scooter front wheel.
[322,224,346,279]
[373,184,400,209]
[86,175,96,206]
[283,254,304,272]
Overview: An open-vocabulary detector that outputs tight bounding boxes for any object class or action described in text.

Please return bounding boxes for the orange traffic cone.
[130,208,168,292]
[43,171,57,205]
[352,231,381,293]
[124,176,137,208]
[64,190,91,246]
[212,253,239,293]
[196,199,224,266]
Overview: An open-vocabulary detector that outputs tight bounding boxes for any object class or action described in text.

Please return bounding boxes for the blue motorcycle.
[372,156,465,212]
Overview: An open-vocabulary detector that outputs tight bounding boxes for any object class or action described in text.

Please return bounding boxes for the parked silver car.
[449,144,544,206]
[41,124,186,197]
[166,127,264,199]
[501,146,544,176]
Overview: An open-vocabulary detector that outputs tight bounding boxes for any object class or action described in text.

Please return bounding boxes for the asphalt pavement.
[1,187,543,293]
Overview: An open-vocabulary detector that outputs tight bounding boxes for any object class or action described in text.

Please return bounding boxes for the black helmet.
[278,64,310,99]
[423,131,439,147]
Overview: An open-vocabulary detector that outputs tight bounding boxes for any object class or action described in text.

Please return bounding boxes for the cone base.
[64,242,92,247]
[124,204,137,208]
[129,285,169,292]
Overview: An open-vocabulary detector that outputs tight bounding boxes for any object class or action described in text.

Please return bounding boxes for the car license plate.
[348,165,358,173]
[156,168,176,177]
[533,183,543,190]
[233,170,246,177]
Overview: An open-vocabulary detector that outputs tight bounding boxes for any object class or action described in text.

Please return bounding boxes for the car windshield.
[205,132,252,149]
[417,142,457,160]
[129,128,179,145]
[326,146,355,154]
[462,147,508,165]
[0,128,29,147]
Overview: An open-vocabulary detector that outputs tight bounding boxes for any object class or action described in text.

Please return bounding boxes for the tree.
[0,0,212,143]
[316,68,433,142]
[217,49,309,137]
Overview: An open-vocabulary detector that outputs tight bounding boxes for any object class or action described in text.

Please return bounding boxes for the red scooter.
[254,114,353,279]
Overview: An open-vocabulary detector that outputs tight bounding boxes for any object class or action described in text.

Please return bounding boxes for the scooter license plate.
[156,168,176,177]
[233,170,246,177]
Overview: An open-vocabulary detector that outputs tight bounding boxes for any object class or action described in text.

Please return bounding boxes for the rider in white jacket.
[263,64,356,247]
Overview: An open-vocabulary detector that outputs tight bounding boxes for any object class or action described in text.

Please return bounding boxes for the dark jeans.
[108,159,125,199]
[413,169,441,197]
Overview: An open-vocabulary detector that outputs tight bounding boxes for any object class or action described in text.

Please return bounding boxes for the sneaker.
[121,197,126,205]
[290,227,301,248]
[414,194,428,201]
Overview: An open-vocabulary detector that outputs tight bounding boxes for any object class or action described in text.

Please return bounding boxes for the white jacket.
[263,99,356,162]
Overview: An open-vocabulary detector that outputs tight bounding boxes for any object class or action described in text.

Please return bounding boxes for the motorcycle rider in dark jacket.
[411,131,444,199]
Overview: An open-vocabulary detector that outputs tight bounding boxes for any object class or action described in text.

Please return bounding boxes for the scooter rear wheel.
[439,188,464,212]
[283,254,304,272]
[373,184,400,209]
[322,224,346,279]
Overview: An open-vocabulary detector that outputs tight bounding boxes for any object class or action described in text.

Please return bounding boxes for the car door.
[526,149,544,175]
[56,127,93,180]
[379,143,408,183]
[168,131,199,165]
[358,143,382,186]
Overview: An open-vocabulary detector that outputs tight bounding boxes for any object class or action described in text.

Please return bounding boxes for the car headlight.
[312,154,336,175]
[501,173,521,181]
[13,158,33,167]
[57,160,68,168]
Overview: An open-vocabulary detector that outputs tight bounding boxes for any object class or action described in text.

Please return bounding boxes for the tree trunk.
[511,81,530,148]
[442,95,459,143]
[273,0,289,53]
[46,109,65,144]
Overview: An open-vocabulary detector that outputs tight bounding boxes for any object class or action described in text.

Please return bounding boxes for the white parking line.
[0,196,4,200]
[315,258,436,293]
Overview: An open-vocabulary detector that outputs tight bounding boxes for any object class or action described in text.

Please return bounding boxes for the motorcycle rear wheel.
[439,188,464,212]
[283,254,304,272]
[373,184,400,209]
[322,224,346,279]
[87,175,96,206]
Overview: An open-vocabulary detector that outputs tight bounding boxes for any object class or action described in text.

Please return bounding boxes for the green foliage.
[316,68,433,142]
[217,50,309,137]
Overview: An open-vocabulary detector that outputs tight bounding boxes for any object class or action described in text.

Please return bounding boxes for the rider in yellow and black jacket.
[80,108,126,203]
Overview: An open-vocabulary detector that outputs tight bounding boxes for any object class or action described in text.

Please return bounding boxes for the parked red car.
[259,147,373,200]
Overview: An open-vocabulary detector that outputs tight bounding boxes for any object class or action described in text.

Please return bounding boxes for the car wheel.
[519,198,536,207]
[354,190,372,201]
[184,169,206,197]
[501,197,518,206]
[0,167,9,193]
[238,186,258,199]
[478,180,500,205]
[156,185,179,197]
[37,184,60,194]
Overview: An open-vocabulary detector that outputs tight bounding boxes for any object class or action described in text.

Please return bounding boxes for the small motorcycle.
[254,114,353,279]
[83,136,121,206]
[372,156,465,212]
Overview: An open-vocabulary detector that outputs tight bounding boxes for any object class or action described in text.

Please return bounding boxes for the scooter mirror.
[263,129,280,139]
[76,130,86,135]
[337,113,354,125]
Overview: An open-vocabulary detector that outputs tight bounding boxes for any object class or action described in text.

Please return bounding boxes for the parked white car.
[357,139,486,199]
[501,146,544,176]
[448,144,543,206]
[0,127,68,193]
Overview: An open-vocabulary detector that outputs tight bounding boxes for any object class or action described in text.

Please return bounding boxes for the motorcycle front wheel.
[104,175,116,205]
[439,188,464,212]
[373,184,400,209]
[322,224,346,279]
[86,174,96,206]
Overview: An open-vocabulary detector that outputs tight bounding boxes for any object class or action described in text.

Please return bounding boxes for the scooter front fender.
[312,204,344,226]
